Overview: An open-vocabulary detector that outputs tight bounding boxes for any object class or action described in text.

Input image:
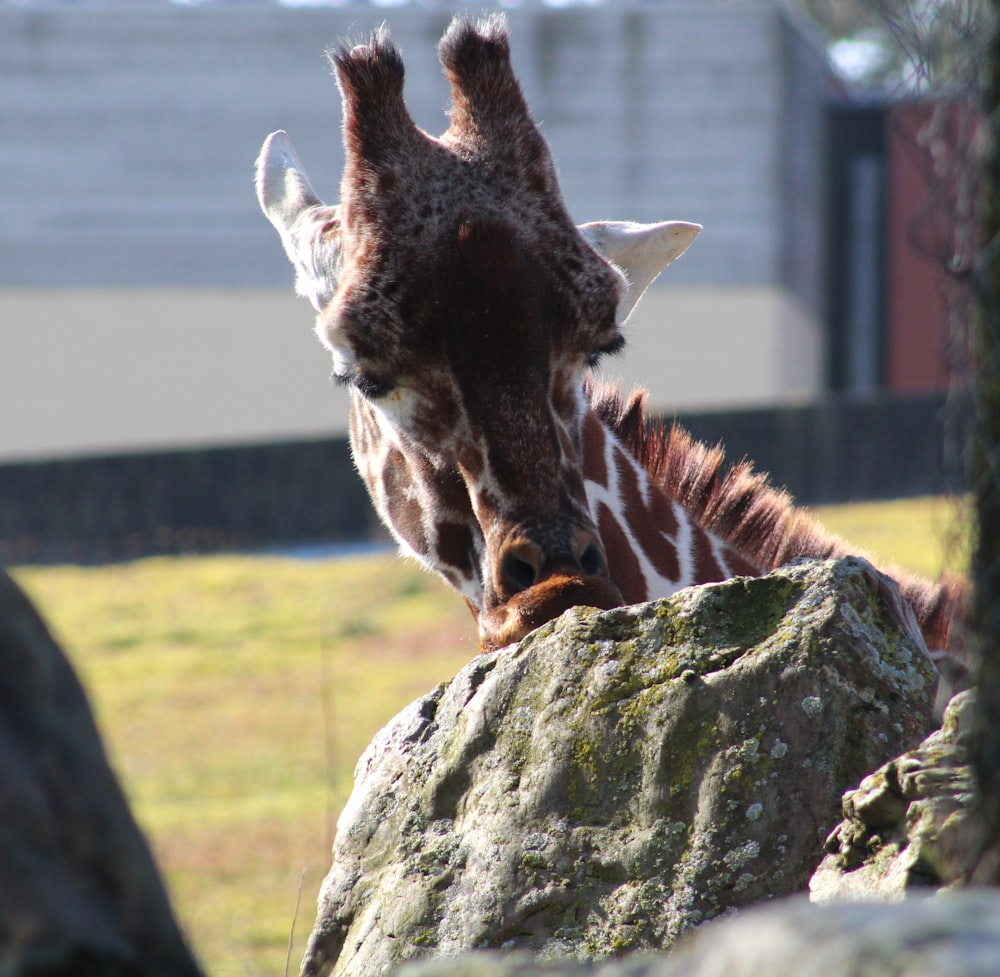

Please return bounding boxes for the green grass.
[8,496,969,977]
[811,495,970,580]
[11,552,476,977]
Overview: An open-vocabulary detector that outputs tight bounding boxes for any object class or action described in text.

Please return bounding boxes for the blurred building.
[827,99,968,396]
[0,0,951,463]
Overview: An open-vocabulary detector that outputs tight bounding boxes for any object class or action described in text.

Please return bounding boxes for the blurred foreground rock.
[0,570,203,977]
[302,558,937,977]
[391,890,1000,977]
[811,688,982,900]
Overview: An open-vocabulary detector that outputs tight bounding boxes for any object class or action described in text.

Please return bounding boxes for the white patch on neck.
[671,500,695,589]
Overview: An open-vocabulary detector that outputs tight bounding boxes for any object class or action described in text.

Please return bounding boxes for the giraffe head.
[256,15,699,649]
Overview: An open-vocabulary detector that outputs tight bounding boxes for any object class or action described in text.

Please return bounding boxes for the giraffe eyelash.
[588,335,626,369]
[332,370,395,399]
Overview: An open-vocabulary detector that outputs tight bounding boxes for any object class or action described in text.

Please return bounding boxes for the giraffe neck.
[580,408,761,604]
[589,384,967,654]
[351,387,764,618]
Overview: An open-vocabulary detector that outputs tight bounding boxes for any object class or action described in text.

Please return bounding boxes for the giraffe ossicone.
[256,14,965,655]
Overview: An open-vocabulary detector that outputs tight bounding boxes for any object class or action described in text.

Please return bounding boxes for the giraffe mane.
[587,382,968,651]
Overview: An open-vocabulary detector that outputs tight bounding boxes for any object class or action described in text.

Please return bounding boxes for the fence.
[0,392,964,565]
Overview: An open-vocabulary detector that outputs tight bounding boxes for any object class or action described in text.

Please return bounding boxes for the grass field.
[9,495,969,977]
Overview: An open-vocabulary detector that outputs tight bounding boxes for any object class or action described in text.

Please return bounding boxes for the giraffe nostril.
[501,552,539,593]
[579,541,606,578]
[498,535,606,596]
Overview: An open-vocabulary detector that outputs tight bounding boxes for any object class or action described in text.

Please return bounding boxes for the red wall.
[883,102,975,393]
[884,104,947,391]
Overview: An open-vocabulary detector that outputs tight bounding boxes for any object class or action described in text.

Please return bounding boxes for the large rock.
[810,689,982,901]
[0,570,203,977]
[302,558,937,977]
[390,890,1000,977]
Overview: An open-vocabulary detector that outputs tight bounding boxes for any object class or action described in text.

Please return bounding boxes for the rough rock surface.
[390,890,1000,977]
[0,570,203,977]
[301,558,936,977]
[810,689,982,901]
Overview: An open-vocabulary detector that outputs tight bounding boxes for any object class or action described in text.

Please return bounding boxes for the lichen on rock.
[301,558,936,977]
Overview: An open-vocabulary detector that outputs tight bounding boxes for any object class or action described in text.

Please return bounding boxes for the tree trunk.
[970,0,1000,884]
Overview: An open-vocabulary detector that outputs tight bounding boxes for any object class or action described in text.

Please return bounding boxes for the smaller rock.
[810,690,982,902]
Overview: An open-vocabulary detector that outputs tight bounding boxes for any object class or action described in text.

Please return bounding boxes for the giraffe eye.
[354,374,395,400]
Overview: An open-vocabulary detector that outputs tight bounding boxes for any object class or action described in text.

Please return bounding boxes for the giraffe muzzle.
[479,572,625,651]
[481,531,624,650]
[497,534,608,596]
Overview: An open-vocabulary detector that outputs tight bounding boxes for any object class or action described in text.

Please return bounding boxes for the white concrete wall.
[0,1,831,461]
[604,286,823,412]
[1,284,818,461]
[2,289,336,460]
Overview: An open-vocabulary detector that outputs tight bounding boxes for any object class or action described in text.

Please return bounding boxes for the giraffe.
[256,14,965,655]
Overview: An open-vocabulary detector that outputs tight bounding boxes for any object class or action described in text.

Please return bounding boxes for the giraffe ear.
[579,220,701,321]
[255,130,342,311]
